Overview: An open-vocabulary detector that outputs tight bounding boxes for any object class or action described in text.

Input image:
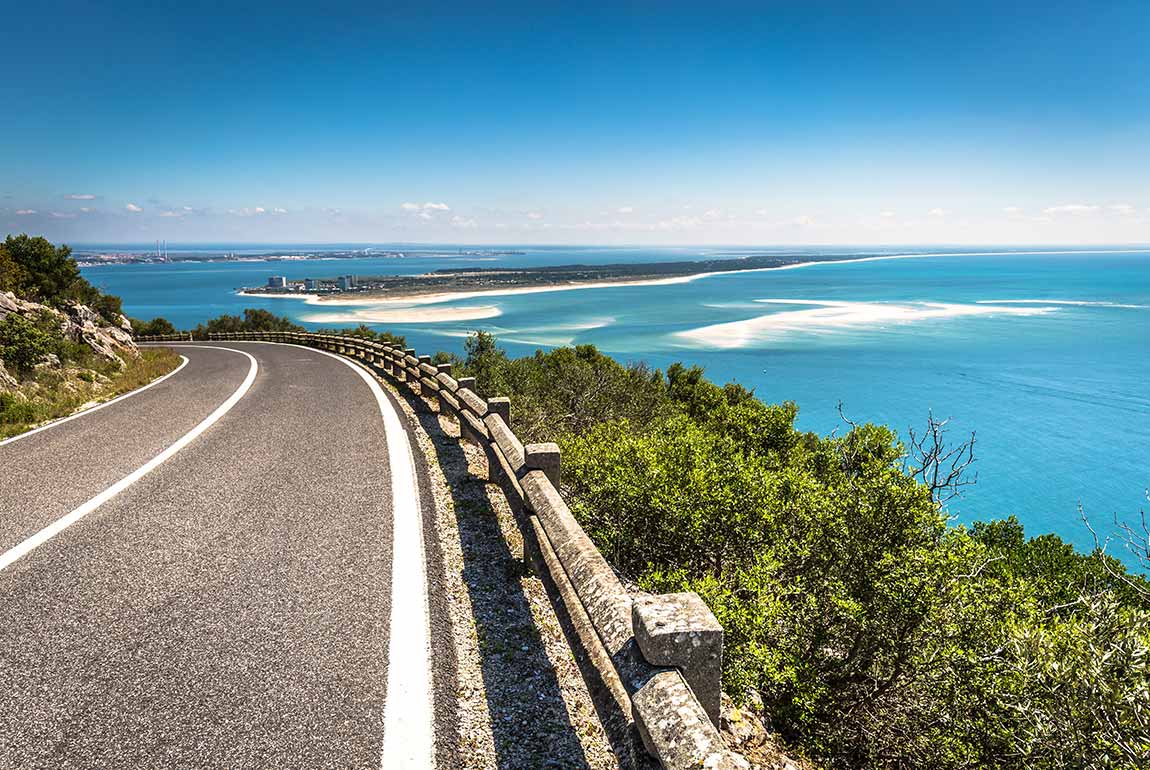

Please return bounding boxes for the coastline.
[235,247,1150,311]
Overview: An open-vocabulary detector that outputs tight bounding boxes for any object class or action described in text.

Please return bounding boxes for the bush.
[0,312,59,374]
[130,316,177,336]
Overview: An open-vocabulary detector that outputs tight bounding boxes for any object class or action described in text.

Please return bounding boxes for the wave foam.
[976,299,1146,309]
[675,300,1057,349]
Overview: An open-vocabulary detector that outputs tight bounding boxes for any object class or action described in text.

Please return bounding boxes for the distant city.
[72,244,525,266]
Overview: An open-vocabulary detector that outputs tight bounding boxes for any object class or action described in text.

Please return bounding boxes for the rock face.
[0,359,16,391]
[0,291,137,369]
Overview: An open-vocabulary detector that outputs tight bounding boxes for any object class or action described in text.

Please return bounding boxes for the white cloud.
[753,208,770,217]
[1003,206,1022,214]
[50,211,76,219]
[182,205,194,212]
[64,193,97,200]
[272,207,288,215]
[450,215,478,228]
[228,206,270,217]
[79,207,93,213]
[702,208,723,221]
[15,209,36,215]
[793,215,816,226]
[526,211,544,220]
[125,203,143,212]
[1043,203,1099,215]
[928,208,946,217]
[158,210,184,218]
[1108,203,1136,215]
[880,210,896,218]
[402,201,450,212]
[616,206,634,214]
[655,215,702,231]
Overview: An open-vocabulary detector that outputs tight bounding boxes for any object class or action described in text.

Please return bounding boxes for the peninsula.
[239,252,888,302]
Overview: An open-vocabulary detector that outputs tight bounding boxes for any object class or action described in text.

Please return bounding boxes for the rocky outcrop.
[0,291,137,369]
[0,359,17,391]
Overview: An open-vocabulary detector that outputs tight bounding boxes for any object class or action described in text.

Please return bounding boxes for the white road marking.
[0,347,258,572]
[256,342,435,769]
[0,355,190,448]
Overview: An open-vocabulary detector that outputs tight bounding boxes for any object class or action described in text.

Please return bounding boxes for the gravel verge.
[384,382,623,770]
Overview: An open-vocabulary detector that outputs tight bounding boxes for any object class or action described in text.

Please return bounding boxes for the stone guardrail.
[136,333,194,342]
[177,330,747,770]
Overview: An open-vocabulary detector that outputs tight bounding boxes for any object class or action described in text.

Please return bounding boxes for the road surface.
[0,342,448,769]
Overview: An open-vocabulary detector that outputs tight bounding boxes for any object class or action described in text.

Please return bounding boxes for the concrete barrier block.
[520,471,634,656]
[487,396,510,426]
[633,670,748,770]
[524,442,561,487]
[458,388,488,417]
[633,593,723,727]
[484,413,525,472]
[435,371,459,392]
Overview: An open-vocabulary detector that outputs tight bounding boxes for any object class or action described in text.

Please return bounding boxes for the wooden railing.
[192,330,749,770]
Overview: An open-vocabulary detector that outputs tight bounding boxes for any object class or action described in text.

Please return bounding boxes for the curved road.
[0,342,447,769]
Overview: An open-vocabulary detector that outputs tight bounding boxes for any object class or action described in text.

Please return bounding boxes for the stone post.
[632,592,724,727]
[486,396,510,426]
[524,442,561,488]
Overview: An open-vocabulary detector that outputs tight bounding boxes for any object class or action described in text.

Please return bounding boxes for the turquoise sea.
[80,245,1150,557]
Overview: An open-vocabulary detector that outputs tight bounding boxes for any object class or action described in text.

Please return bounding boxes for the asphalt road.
[0,342,446,769]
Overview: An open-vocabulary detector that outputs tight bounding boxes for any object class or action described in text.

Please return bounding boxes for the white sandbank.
[300,304,502,325]
[675,299,1059,350]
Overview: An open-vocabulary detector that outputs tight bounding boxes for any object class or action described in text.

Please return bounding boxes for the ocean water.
[80,245,1150,556]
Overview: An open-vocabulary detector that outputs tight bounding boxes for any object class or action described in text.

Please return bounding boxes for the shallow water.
[82,245,1150,556]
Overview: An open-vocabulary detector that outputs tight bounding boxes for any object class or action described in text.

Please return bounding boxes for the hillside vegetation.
[0,235,180,438]
[450,331,1149,770]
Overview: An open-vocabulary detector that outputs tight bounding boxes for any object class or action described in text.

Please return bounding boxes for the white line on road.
[275,344,436,769]
[0,347,258,572]
[0,355,190,448]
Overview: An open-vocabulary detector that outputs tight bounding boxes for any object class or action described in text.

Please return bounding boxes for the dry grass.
[0,347,182,439]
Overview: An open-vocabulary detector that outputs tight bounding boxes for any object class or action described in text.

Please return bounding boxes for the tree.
[0,244,30,295]
[192,308,304,338]
[2,234,82,304]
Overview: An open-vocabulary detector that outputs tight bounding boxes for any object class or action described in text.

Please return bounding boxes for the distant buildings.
[337,274,356,290]
[303,278,319,291]
[267,275,287,288]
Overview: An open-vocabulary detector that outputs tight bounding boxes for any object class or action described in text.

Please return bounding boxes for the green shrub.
[0,312,58,374]
[0,392,44,426]
[130,316,177,336]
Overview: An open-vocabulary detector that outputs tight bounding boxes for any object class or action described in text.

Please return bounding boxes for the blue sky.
[4,1,1149,245]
